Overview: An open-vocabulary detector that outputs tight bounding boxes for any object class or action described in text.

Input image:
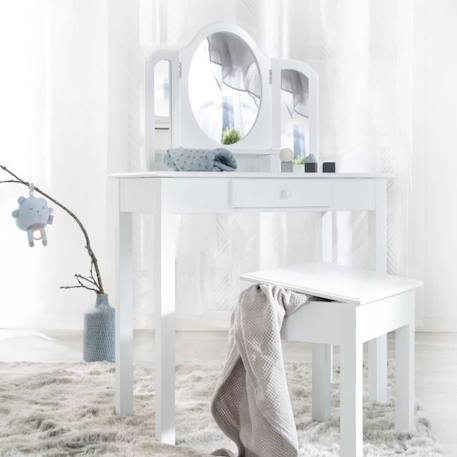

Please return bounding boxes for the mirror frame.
[186,30,263,147]
[271,58,319,161]
[179,23,272,152]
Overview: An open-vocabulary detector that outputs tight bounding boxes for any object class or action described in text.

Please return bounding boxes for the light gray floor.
[0,330,455,455]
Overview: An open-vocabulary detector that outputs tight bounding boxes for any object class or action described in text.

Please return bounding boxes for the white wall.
[414,0,457,331]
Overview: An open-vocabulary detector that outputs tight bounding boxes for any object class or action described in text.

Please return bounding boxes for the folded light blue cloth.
[164,147,237,172]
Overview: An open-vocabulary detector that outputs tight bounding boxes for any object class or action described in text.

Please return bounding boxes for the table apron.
[118,177,379,214]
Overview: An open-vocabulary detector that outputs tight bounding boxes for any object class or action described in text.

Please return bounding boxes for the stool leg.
[368,335,388,403]
[340,324,363,457]
[312,343,332,421]
[395,322,415,433]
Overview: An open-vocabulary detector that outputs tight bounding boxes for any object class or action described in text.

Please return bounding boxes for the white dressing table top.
[110,171,389,179]
[241,262,421,305]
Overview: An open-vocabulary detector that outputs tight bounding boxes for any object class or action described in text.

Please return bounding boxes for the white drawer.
[231,179,331,208]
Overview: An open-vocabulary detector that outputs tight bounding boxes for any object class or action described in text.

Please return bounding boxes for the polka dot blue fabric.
[164,147,238,172]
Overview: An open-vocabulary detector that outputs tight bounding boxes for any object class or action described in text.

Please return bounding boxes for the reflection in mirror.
[188,32,261,145]
[154,60,170,124]
[150,60,171,169]
[280,69,310,161]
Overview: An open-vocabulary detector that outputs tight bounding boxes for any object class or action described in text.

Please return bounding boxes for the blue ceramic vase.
[83,293,115,362]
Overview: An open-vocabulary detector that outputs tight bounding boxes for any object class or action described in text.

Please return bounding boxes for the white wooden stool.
[241,262,422,457]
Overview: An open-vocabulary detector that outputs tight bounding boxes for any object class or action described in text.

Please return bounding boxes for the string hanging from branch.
[0,164,105,295]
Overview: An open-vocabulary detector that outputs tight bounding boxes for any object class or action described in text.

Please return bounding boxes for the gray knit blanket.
[211,285,310,457]
[164,147,237,172]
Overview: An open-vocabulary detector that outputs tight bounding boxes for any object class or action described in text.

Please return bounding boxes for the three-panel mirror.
[148,25,317,157]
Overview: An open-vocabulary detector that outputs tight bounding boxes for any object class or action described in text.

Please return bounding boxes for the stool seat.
[240,262,422,457]
[241,262,422,305]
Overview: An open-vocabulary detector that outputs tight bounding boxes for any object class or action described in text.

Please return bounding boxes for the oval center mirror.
[188,32,261,145]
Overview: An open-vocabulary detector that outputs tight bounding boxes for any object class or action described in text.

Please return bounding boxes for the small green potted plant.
[221,128,241,145]
[293,155,305,173]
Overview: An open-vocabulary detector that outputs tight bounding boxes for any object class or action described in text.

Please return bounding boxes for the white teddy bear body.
[12,195,54,247]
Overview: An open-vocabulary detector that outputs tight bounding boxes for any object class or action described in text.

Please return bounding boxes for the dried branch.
[0,180,21,184]
[60,274,99,293]
[60,284,85,290]
[89,260,97,286]
[75,273,98,287]
[74,275,99,293]
[77,276,99,292]
[1,164,105,295]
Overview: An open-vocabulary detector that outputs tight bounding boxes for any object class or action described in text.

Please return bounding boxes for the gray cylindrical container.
[83,293,115,362]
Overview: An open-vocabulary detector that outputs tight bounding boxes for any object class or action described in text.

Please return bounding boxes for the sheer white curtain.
[0,1,46,328]
[0,1,416,331]
[0,1,108,330]
[124,0,416,329]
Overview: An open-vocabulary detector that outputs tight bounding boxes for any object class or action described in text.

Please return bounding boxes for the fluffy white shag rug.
[0,361,444,457]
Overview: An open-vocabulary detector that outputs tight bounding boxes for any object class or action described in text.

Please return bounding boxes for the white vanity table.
[112,171,389,444]
[111,23,390,446]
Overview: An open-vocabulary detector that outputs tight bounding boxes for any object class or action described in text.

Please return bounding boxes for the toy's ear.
[12,209,19,217]
[18,196,25,204]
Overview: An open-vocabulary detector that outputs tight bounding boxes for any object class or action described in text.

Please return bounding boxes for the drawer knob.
[280,188,291,199]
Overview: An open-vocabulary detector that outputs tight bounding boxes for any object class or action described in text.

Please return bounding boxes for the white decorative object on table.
[279,147,294,173]
[293,157,304,174]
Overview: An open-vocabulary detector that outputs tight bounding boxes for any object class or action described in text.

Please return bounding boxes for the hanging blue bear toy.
[12,185,53,247]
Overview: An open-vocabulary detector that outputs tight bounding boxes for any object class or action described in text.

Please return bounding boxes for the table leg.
[116,212,134,416]
[153,209,176,444]
[395,300,415,433]
[312,343,332,421]
[340,311,363,457]
[321,210,334,264]
[369,179,388,403]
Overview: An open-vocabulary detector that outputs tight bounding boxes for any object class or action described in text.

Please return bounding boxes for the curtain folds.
[0,1,109,330]
[207,32,261,102]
